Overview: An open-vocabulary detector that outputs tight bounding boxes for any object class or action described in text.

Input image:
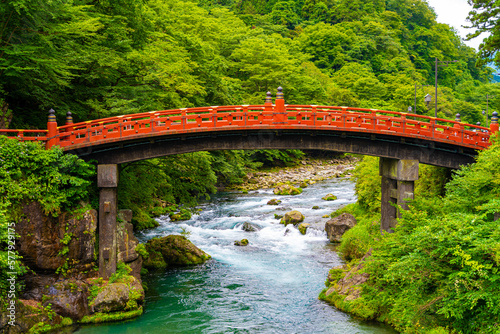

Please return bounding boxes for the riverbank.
[232,154,359,192]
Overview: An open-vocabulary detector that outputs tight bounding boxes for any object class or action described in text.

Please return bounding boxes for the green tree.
[466,0,500,66]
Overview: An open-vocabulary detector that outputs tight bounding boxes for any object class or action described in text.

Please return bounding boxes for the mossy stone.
[322,194,338,201]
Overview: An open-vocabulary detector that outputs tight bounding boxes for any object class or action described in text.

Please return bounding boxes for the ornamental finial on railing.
[265,91,272,104]
[66,111,73,125]
[455,113,461,122]
[276,86,284,100]
[48,108,56,122]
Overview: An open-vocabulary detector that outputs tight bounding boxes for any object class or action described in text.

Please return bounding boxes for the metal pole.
[487,95,489,127]
[414,84,417,114]
[435,58,438,118]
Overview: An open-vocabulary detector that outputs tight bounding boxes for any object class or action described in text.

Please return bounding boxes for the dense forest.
[2,1,500,332]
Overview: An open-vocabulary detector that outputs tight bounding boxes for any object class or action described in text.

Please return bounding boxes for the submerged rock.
[242,222,261,232]
[325,213,357,243]
[280,210,305,226]
[143,235,211,269]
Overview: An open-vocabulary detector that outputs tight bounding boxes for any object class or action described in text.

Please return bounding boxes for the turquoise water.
[75,178,397,334]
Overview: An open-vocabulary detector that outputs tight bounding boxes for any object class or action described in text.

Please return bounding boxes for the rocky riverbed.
[234,154,359,192]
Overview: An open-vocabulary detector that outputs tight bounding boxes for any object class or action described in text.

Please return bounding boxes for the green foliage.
[352,156,381,213]
[329,137,500,333]
[0,137,95,216]
[134,243,149,259]
[109,262,133,284]
[466,0,500,66]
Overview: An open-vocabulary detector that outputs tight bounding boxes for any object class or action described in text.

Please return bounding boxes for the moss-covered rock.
[143,235,210,270]
[312,206,320,209]
[87,273,144,321]
[280,210,305,226]
[234,239,249,246]
[298,223,310,235]
[169,209,192,222]
[322,193,338,201]
[273,184,302,196]
[0,300,67,334]
[267,198,282,205]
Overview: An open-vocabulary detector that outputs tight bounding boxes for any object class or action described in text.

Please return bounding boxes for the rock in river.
[325,213,357,243]
[280,210,305,226]
[143,235,211,269]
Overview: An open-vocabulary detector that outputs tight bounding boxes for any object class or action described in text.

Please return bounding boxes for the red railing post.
[46,109,58,149]
[65,111,74,145]
[275,86,285,124]
[490,112,499,135]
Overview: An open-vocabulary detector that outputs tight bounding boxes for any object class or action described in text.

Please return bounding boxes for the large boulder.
[90,276,144,314]
[325,213,357,243]
[15,202,97,272]
[143,235,211,270]
[0,299,67,334]
[41,280,90,320]
[20,275,90,320]
[273,184,302,196]
[280,210,305,226]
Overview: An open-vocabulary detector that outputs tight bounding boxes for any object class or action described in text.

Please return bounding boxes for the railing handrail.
[1,104,495,152]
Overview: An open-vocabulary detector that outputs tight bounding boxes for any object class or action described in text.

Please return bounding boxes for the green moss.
[134,243,149,259]
[79,307,143,324]
[169,208,191,222]
[322,194,338,201]
[234,239,249,246]
[28,317,73,334]
[298,223,310,235]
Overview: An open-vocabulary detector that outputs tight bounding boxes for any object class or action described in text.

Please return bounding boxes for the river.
[75,177,397,334]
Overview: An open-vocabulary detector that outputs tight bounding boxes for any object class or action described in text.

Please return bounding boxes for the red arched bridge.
[2,88,498,279]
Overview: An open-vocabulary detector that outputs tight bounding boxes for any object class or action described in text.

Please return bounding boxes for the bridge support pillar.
[379,158,419,233]
[97,164,119,279]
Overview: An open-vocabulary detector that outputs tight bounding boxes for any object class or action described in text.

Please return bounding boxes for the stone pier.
[379,158,419,233]
[97,164,119,278]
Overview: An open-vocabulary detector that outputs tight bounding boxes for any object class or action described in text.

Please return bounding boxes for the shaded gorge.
[75,177,397,334]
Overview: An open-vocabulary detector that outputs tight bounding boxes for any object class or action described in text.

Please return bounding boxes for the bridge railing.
[0,129,48,142]
[2,89,497,152]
